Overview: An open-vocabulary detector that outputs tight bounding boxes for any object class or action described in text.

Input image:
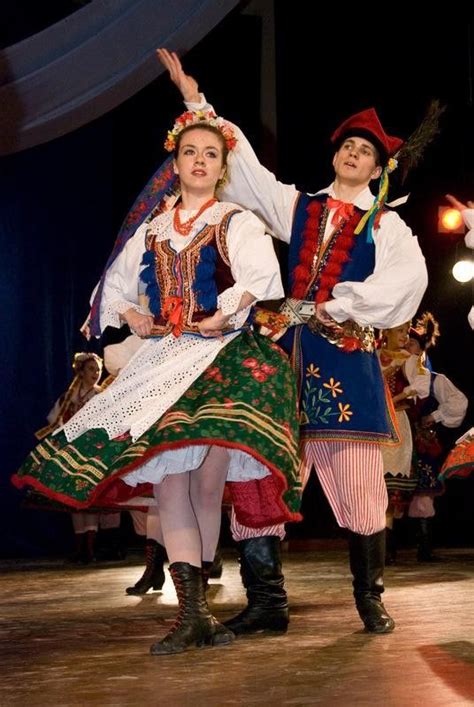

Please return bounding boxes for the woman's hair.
[72,352,103,375]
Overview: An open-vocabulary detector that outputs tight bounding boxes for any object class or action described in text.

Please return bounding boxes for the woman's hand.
[157,48,200,103]
[446,194,474,211]
[392,390,409,405]
[121,309,154,338]
[197,310,231,339]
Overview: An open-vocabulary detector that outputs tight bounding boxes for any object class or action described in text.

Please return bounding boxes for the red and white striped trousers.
[231,440,388,541]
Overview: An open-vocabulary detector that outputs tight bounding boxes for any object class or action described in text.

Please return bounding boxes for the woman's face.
[385,323,410,350]
[173,128,226,194]
[80,359,101,387]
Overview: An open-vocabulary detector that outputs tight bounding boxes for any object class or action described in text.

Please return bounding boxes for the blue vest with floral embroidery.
[279,193,396,444]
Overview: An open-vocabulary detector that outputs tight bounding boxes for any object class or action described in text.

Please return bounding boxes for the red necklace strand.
[173,198,217,236]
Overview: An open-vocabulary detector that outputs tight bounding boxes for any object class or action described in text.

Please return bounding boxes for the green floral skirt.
[13,332,302,528]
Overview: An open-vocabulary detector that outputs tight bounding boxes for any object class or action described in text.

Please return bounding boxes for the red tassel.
[316,289,330,303]
[291,200,360,302]
[342,337,361,352]
[305,217,319,230]
[298,247,314,266]
[320,275,339,289]
[307,201,320,216]
[331,250,351,264]
[324,262,343,277]
[290,201,324,298]
[337,235,354,250]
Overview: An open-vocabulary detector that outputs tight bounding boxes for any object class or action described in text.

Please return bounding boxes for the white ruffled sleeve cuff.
[218,285,249,330]
[101,300,148,330]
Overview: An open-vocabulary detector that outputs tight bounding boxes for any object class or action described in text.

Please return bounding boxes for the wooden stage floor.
[1,547,473,706]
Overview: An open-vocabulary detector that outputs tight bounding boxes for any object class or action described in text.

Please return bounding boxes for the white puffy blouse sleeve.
[218,209,284,328]
[462,208,474,248]
[403,355,430,399]
[99,222,149,332]
[185,95,298,242]
[325,211,428,328]
[431,374,468,427]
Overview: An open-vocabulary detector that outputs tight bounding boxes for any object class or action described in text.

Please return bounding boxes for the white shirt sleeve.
[99,222,149,331]
[218,210,284,328]
[185,95,298,242]
[462,208,474,248]
[325,211,428,327]
[431,374,468,427]
[403,355,430,399]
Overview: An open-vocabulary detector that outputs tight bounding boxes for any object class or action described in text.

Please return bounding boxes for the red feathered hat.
[331,108,403,161]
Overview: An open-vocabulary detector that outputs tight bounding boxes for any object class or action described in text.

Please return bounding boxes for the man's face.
[407,337,422,355]
[332,136,382,186]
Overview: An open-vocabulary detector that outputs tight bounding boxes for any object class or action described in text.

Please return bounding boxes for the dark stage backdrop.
[0,10,262,557]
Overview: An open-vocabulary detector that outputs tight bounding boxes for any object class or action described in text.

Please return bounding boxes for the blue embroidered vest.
[288,193,375,301]
[141,209,240,336]
[278,193,397,443]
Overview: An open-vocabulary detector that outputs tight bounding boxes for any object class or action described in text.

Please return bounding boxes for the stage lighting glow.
[452,259,474,283]
[438,206,465,234]
[441,209,463,230]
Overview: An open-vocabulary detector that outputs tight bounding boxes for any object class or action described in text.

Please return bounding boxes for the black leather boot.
[348,530,395,634]
[70,532,87,564]
[126,540,167,595]
[209,545,224,578]
[201,561,233,642]
[201,547,224,590]
[417,518,442,562]
[224,536,289,635]
[84,530,97,564]
[385,527,397,566]
[202,560,213,591]
[150,562,234,655]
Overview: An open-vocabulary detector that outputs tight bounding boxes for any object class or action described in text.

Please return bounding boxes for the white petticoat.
[123,444,270,487]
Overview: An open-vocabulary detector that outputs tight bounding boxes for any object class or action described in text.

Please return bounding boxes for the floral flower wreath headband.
[164,110,238,153]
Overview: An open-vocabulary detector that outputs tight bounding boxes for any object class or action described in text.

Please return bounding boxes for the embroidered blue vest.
[288,193,375,300]
[279,193,397,444]
[141,210,239,336]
